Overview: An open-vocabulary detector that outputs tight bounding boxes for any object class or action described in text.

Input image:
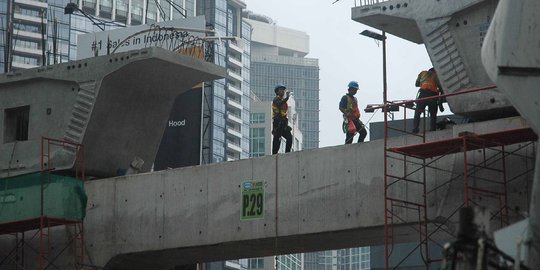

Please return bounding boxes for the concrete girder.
[481,0,540,267]
[76,117,533,270]
[0,47,226,178]
[352,0,517,120]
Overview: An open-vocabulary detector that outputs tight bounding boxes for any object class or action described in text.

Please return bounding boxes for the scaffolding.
[0,137,86,270]
[371,86,538,269]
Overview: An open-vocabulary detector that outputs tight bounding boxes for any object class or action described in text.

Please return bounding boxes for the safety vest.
[272,96,288,119]
[418,70,439,93]
[344,95,361,119]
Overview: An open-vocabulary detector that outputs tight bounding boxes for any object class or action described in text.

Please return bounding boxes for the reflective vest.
[418,70,440,93]
[344,95,361,119]
[272,96,288,119]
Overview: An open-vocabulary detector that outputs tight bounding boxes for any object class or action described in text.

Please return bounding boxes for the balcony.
[226,97,242,110]
[227,69,243,83]
[225,261,241,269]
[227,112,242,125]
[227,55,242,69]
[11,61,39,69]
[14,0,48,9]
[227,83,242,96]
[13,45,42,56]
[13,13,44,24]
[227,126,242,139]
[227,40,243,54]
[16,30,42,40]
[226,140,242,153]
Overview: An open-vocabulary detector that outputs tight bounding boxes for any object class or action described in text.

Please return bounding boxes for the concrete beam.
[78,117,535,270]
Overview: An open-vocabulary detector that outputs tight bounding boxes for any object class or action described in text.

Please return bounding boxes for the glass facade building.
[198,0,250,163]
[1,0,70,72]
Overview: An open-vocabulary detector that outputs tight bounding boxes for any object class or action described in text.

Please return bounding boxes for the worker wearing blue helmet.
[272,83,293,154]
[339,81,367,144]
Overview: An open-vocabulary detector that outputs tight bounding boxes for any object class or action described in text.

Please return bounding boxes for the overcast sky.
[244,0,434,147]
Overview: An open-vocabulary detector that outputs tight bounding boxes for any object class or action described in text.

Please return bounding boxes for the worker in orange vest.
[412,68,445,133]
[339,81,367,144]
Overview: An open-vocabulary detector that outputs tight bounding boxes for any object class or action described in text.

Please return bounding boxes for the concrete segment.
[76,116,534,270]
[352,0,516,119]
[0,47,226,178]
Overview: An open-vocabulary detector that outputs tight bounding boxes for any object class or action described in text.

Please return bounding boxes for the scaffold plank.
[388,127,538,159]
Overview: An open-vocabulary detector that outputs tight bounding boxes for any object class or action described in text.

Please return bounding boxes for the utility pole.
[41,10,46,66]
[5,0,13,72]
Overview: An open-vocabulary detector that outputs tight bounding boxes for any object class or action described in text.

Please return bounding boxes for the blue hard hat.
[348,81,359,90]
[274,83,286,93]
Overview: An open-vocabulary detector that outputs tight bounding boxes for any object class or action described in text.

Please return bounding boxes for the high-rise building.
[198,0,251,163]
[0,0,70,71]
[244,11,320,149]
[1,0,252,164]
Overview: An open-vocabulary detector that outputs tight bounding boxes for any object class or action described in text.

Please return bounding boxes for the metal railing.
[355,0,391,7]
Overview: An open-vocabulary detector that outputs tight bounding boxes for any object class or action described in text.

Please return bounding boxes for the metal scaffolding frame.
[0,137,86,270]
[370,86,538,269]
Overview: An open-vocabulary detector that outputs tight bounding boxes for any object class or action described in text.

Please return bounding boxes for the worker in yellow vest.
[272,84,293,154]
[339,81,367,144]
[412,68,445,133]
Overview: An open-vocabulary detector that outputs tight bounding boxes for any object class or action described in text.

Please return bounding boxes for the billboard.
[76,16,206,59]
[154,87,203,170]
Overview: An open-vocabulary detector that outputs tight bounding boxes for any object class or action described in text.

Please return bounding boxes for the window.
[248,258,264,269]
[131,0,144,25]
[250,112,265,124]
[249,127,265,157]
[115,0,128,23]
[4,106,30,143]
[82,0,96,14]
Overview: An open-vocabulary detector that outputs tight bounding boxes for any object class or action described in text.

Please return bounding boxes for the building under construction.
[0,0,539,269]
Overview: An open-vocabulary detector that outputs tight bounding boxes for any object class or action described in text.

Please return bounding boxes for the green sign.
[241,180,264,220]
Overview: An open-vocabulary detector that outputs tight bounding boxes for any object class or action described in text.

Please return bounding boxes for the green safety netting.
[0,172,87,223]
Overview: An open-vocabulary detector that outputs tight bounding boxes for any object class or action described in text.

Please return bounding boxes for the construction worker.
[272,84,293,154]
[412,67,445,133]
[339,81,367,144]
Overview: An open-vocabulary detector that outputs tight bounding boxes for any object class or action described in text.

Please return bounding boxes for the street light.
[359,29,387,106]
[360,28,390,270]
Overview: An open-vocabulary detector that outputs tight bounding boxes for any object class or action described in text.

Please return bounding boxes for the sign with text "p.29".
[241,180,264,220]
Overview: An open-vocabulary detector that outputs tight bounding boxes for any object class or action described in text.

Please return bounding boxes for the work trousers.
[345,118,367,144]
[413,89,439,132]
[272,118,292,154]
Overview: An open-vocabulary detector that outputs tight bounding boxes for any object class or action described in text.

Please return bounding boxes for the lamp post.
[359,30,387,108]
[360,29,389,270]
